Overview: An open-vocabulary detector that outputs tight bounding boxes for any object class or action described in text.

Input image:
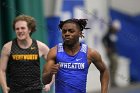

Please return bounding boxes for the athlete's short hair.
[13,15,36,35]
[59,19,90,31]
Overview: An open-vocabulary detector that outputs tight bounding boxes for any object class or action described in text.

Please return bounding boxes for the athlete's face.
[14,21,31,41]
[61,23,82,45]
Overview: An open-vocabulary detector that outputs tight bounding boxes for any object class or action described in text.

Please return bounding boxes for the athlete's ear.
[28,28,32,36]
[28,29,31,33]
[79,31,82,36]
[79,31,84,38]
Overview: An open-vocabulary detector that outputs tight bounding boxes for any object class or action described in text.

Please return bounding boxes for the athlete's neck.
[64,43,81,56]
[17,38,32,49]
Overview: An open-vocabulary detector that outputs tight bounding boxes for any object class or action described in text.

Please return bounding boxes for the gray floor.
[88,83,140,93]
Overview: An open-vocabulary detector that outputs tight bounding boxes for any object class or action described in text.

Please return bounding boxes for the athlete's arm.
[88,48,109,93]
[37,40,49,59]
[37,41,55,90]
[42,46,59,85]
[0,42,11,93]
[43,74,55,92]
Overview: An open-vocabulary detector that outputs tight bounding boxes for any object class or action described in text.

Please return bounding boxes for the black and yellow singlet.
[7,39,42,93]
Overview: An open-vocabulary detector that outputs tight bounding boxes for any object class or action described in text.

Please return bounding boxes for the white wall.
[110,0,140,15]
[43,0,63,16]
[85,0,110,92]
[43,0,55,16]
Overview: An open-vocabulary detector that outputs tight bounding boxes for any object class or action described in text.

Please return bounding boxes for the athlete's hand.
[43,84,51,92]
[51,64,60,74]
[3,87,10,93]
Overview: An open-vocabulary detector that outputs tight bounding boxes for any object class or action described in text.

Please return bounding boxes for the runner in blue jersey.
[42,19,110,93]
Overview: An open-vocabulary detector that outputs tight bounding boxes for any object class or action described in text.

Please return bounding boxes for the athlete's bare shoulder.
[87,47,102,64]
[1,41,12,56]
[36,40,48,47]
[49,45,57,54]
[88,46,101,55]
[36,40,49,50]
[47,45,57,59]
[36,40,50,58]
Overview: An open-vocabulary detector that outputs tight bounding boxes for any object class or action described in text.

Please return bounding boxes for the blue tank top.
[55,43,89,93]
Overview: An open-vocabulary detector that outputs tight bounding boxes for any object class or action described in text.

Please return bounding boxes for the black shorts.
[24,89,42,93]
[9,89,42,93]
